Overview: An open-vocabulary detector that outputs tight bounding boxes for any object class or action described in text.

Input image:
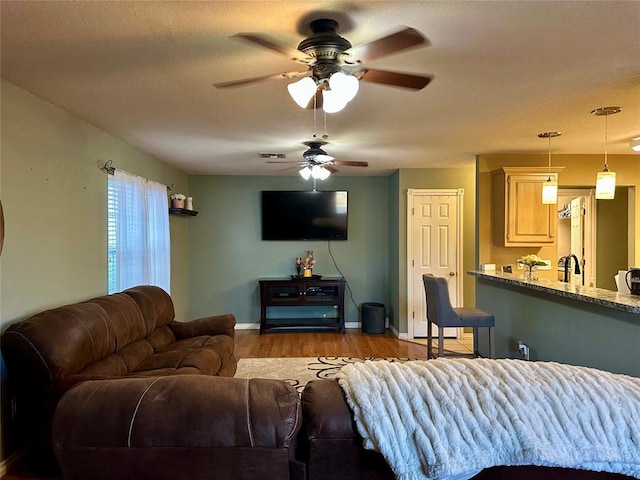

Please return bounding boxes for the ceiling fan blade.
[233,33,311,62]
[346,27,428,63]
[358,68,433,90]
[325,165,339,174]
[333,161,369,167]
[266,160,306,164]
[213,71,308,88]
[274,165,300,173]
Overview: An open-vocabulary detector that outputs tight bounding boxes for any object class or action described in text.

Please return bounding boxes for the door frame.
[406,188,464,340]
[558,188,597,287]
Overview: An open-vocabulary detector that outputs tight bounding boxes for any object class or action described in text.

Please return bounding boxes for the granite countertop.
[468,270,640,314]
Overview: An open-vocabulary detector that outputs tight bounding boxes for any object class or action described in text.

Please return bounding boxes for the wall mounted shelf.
[169,208,198,216]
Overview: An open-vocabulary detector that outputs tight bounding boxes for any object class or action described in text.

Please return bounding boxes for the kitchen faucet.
[563,254,581,283]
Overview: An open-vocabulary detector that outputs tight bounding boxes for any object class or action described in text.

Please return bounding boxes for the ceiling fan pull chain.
[312,92,318,138]
[323,108,329,140]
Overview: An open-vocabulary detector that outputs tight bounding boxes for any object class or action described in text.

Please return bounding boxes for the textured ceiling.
[1,1,639,176]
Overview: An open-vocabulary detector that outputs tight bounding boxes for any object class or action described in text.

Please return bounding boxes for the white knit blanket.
[336,359,640,480]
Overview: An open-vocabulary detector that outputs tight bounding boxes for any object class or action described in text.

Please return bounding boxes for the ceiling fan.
[214,18,433,111]
[265,140,368,179]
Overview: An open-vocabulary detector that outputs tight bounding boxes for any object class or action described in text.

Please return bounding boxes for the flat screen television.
[261,190,348,241]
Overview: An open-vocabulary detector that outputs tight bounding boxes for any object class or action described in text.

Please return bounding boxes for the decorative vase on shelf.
[186,197,193,210]
[171,198,185,209]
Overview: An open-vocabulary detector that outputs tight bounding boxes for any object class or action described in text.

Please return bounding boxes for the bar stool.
[422,274,495,359]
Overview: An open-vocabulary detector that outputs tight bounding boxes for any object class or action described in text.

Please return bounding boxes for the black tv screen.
[261,190,348,241]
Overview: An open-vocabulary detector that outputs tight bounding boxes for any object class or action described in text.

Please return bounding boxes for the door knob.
[449,272,456,276]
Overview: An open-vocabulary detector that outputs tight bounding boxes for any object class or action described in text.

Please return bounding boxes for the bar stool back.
[422,274,495,359]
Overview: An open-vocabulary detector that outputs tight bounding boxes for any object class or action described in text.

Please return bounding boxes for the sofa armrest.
[169,313,235,340]
[301,379,358,439]
[53,376,303,480]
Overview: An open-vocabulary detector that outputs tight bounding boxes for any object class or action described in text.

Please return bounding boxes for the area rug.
[235,356,418,393]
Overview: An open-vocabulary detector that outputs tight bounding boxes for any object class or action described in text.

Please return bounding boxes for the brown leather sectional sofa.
[2,287,635,480]
[300,379,635,480]
[0,285,238,469]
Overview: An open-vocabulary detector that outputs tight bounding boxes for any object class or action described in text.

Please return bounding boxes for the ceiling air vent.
[259,153,286,159]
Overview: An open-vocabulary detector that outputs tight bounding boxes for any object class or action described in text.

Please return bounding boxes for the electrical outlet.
[11,397,18,419]
[518,342,530,361]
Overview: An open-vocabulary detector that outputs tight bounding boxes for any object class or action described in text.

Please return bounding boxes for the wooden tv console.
[258,277,346,334]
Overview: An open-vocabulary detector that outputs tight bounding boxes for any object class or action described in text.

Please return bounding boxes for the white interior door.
[407,189,462,338]
[569,197,585,285]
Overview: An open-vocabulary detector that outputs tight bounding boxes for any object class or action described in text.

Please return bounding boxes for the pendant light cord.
[547,135,552,175]
[603,113,609,171]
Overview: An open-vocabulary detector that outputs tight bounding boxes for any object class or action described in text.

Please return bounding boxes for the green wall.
[0,80,190,324]
[186,175,391,326]
[391,168,477,334]
[0,80,190,461]
[475,278,640,377]
[596,187,629,290]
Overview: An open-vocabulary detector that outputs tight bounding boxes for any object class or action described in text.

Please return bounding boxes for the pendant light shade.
[542,180,558,204]
[592,106,621,200]
[595,170,616,200]
[538,131,562,205]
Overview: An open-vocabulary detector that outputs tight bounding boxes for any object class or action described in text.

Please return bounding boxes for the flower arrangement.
[517,254,546,281]
[517,254,547,268]
[295,251,316,277]
[170,193,186,201]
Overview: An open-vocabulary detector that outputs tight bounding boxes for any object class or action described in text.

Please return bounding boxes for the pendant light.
[538,131,562,204]
[592,106,622,200]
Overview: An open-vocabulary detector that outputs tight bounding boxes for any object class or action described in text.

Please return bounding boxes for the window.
[107,170,170,294]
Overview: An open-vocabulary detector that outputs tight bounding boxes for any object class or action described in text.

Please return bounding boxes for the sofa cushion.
[1,301,119,388]
[89,293,148,350]
[123,285,175,333]
[133,346,221,375]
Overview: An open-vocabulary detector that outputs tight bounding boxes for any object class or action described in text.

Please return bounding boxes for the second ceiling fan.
[214,18,433,112]
[266,140,368,179]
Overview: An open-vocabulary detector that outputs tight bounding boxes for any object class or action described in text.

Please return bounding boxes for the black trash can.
[361,302,386,334]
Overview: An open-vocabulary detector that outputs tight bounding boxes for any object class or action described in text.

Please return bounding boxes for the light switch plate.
[538,259,552,270]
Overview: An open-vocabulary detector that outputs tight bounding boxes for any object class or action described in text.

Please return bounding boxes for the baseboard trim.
[235,322,363,330]
[235,322,260,330]
[0,447,28,477]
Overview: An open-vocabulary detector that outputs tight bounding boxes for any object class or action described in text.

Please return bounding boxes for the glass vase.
[524,266,538,281]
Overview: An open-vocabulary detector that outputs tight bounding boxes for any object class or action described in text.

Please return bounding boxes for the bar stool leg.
[472,327,479,357]
[438,331,444,358]
[427,320,433,359]
[489,327,495,359]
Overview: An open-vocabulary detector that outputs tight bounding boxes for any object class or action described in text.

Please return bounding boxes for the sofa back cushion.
[123,285,175,332]
[1,287,176,391]
[1,294,138,389]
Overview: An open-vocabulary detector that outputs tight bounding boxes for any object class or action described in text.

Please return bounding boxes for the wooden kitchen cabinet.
[492,167,563,247]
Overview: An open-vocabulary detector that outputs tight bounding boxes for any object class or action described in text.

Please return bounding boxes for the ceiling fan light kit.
[287,77,318,108]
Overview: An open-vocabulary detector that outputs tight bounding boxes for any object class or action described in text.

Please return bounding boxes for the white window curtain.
[108,170,170,294]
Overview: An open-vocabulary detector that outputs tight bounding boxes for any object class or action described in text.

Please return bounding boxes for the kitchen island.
[468,270,640,377]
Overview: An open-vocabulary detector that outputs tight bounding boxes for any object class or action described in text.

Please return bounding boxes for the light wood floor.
[1,328,472,480]
[234,328,473,359]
